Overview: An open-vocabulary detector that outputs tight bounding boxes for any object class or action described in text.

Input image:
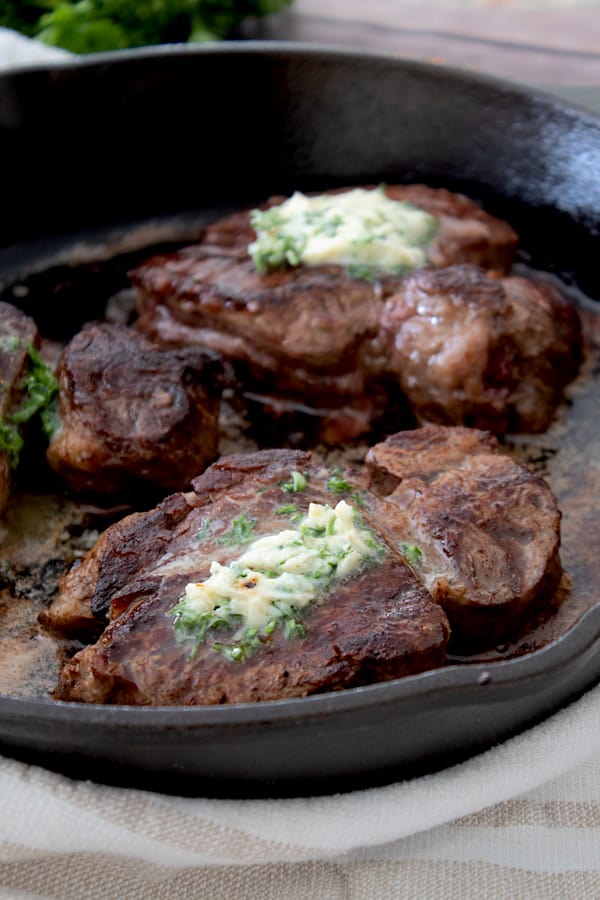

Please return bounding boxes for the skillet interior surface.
[0,44,599,797]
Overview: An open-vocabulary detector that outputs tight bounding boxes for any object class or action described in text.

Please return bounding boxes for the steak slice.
[46,323,223,495]
[378,265,582,433]
[366,426,562,645]
[0,303,40,515]
[52,449,450,704]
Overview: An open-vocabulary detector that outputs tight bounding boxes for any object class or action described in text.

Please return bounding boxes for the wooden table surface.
[250,0,600,111]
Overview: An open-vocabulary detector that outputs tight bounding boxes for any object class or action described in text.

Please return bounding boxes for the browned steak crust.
[0,302,40,515]
[46,323,223,495]
[366,426,562,644]
[53,449,450,704]
[133,247,385,401]
[378,265,582,433]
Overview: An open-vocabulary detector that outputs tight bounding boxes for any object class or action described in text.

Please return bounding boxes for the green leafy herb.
[169,598,242,660]
[249,208,305,274]
[217,513,257,547]
[347,264,383,281]
[0,340,60,469]
[0,422,24,469]
[275,504,298,516]
[282,615,306,640]
[327,469,352,493]
[8,344,59,430]
[401,543,423,565]
[1,1,294,54]
[39,403,61,440]
[213,627,264,663]
[281,470,307,493]
[195,520,211,543]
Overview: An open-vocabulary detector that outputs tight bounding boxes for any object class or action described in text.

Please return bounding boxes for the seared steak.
[0,303,41,515]
[378,266,581,433]
[133,246,384,399]
[131,185,518,442]
[133,248,393,441]
[52,449,450,704]
[46,323,223,495]
[366,426,562,644]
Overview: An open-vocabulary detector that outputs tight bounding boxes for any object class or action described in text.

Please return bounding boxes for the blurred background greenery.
[0,0,293,54]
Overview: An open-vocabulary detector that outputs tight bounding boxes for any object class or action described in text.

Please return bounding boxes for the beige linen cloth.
[1,681,600,897]
[2,30,600,898]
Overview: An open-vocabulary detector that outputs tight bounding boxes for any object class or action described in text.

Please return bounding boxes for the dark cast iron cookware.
[0,44,599,797]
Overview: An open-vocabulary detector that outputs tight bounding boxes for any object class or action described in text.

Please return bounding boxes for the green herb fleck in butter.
[169,499,384,661]
[248,187,437,278]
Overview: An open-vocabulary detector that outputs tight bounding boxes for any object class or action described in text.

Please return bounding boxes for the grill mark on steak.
[51,448,450,704]
[45,323,223,496]
[366,426,562,646]
[378,265,582,433]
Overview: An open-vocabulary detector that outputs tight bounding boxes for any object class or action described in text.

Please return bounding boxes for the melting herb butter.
[249,187,437,278]
[169,499,383,661]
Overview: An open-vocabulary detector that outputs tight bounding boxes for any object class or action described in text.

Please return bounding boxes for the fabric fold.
[1,681,600,863]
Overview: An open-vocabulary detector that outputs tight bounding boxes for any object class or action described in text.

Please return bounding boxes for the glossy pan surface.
[0,44,599,797]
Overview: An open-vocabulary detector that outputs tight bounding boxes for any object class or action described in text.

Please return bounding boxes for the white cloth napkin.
[1,27,600,898]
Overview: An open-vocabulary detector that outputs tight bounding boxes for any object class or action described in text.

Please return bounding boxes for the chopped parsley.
[0,339,60,468]
[281,470,307,493]
[327,469,353,493]
[401,543,423,565]
[0,421,24,469]
[217,513,257,547]
[276,504,298,516]
[167,598,242,660]
[212,627,264,663]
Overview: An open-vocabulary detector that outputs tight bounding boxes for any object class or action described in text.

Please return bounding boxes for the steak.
[0,303,40,515]
[131,185,518,442]
[134,246,384,397]
[52,449,450,704]
[132,245,395,441]
[46,323,223,495]
[378,265,582,433]
[366,426,562,645]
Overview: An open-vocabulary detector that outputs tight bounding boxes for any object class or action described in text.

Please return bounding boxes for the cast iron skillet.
[0,44,599,798]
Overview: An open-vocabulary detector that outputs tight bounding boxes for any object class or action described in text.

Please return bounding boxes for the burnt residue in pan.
[0,234,598,700]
